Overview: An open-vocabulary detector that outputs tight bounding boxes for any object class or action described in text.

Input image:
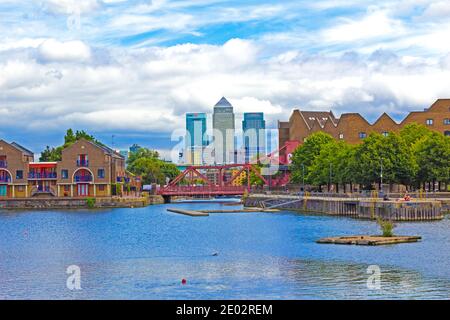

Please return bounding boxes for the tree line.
[290,123,450,192]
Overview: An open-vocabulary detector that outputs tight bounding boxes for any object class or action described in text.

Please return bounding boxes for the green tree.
[308,140,339,190]
[290,132,335,184]
[160,161,181,181]
[334,143,358,192]
[353,132,415,190]
[127,147,180,186]
[399,123,433,147]
[414,132,450,191]
[39,129,100,161]
[127,148,159,167]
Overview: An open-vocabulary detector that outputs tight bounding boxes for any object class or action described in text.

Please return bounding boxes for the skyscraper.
[243,112,266,163]
[186,113,207,165]
[212,97,235,164]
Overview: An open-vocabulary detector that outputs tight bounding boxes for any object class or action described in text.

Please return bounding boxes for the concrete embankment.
[0,196,163,210]
[244,194,444,221]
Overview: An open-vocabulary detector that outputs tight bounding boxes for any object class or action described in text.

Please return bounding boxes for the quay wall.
[245,195,444,221]
[0,196,160,210]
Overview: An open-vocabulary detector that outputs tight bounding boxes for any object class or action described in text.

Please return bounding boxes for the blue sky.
[1,0,450,159]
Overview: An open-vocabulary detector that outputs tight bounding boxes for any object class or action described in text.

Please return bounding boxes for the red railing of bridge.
[158,164,268,196]
[159,185,248,196]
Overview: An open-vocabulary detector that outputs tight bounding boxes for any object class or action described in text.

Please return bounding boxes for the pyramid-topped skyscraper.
[213,97,235,164]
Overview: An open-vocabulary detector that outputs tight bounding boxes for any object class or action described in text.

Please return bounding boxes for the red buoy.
[181,278,187,285]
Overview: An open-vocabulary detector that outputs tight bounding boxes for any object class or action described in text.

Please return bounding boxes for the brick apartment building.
[0,138,135,198]
[0,140,34,197]
[279,99,450,152]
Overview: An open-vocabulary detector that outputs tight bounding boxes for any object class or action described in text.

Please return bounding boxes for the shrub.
[377,218,395,237]
[86,197,96,209]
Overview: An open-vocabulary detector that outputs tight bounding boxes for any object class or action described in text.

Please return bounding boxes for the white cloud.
[321,11,405,43]
[44,0,100,14]
[2,39,450,140]
[37,39,91,62]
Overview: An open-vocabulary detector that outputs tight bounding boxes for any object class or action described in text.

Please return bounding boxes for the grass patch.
[377,217,395,237]
[86,197,96,209]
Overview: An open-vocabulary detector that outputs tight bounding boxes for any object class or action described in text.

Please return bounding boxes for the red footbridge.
[158,142,300,201]
[158,164,267,201]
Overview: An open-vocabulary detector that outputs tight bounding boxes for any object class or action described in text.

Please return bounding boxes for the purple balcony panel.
[77,160,89,167]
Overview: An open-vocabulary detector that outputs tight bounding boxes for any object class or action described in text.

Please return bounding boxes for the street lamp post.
[380,158,383,194]
[329,163,333,193]
[301,163,305,195]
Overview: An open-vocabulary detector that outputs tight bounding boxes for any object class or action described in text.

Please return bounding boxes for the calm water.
[1,200,450,300]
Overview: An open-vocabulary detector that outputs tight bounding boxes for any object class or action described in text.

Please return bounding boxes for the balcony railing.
[28,172,57,179]
[0,176,11,183]
[37,185,51,192]
[76,160,89,167]
[117,177,131,183]
[0,161,7,168]
[75,175,93,182]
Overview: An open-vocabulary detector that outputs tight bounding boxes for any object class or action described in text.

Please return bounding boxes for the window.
[98,169,105,179]
[382,132,389,137]
[426,119,433,126]
[445,131,450,137]
[99,185,105,191]
[339,133,344,140]
[16,170,23,179]
[18,186,25,192]
[444,119,450,125]
[359,132,367,139]
[64,185,70,192]
[61,170,68,179]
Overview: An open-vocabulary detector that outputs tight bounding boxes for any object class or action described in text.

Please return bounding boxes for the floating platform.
[198,208,280,213]
[167,208,209,217]
[316,235,421,246]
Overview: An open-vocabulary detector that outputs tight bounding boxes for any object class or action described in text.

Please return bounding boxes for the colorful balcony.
[37,185,51,192]
[75,175,93,183]
[77,160,89,167]
[28,172,57,179]
[116,177,131,183]
[0,161,7,168]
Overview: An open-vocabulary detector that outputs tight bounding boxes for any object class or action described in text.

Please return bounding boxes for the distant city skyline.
[182,98,270,165]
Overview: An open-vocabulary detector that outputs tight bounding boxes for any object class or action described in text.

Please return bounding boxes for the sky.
[1,0,450,159]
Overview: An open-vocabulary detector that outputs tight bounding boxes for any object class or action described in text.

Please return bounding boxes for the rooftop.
[214,97,233,107]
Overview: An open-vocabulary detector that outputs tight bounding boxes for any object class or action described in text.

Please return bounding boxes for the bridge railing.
[159,185,247,195]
